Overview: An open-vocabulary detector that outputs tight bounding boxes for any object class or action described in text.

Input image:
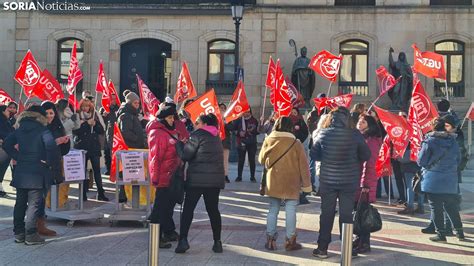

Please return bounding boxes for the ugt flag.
[14,50,41,97]
[136,74,160,120]
[373,105,411,159]
[224,80,250,123]
[175,62,197,103]
[313,94,353,115]
[33,69,64,103]
[272,60,293,117]
[309,50,342,82]
[409,81,439,134]
[376,136,392,177]
[266,57,277,105]
[95,61,108,93]
[376,65,399,97]
[102,80,121,113]
[412,44,446,80]
[110,123,129,182]
[66,41,83,94]
[407,108,423,162]
[0,89,14,105]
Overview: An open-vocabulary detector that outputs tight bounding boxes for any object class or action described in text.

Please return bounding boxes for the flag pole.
[261,86,268,123]
[388,175,391,205]
[367,95,382,113]
[444,79,450,101]
[91,90,99,133]
[326,81,333,97]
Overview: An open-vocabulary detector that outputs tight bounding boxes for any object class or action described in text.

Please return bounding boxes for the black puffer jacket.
[104,104,119,149]
[117,103,146,149]
[3,111,61,189]
[310,109,371,190]
[181,127,225,189]
[73,115,105,157]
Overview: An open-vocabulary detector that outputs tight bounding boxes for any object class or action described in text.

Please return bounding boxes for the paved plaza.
[0,162,473,265]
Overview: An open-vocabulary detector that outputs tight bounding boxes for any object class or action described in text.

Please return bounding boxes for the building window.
[206,39,235,94]
[338,40,369,96]
[335,0,375,6]
[57,38,84,92]
[430,0,472,5]
[434,40,465,97]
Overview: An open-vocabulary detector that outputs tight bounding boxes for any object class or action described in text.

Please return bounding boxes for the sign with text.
[122,152,145,183]
[63,150,85,182]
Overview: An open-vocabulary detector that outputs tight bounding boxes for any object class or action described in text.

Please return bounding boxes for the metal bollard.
[148,223,160,266]
[340,223,353,266]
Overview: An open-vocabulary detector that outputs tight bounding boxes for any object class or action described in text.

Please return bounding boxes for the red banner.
[175,62,197,103]
[95,61,107,93]
[286,77,305,108]
[14,50,41,97]
[137,74,160,120]
[66,41,83,94]
[313,94,353,115]
[272,60,293,117]
[110,123,129,182]
[224,80,250,123]
[376,136,392,177]
[309,50,342,82]
[408,108,423,161]
[0,89,14,105]
[266,57,277,105]
[184,89,225,139]
[373,105,411,158]
[412,44,446,80]
[101,79,120,113]
[410,81,439,134]
[33,69,64,103]
[376,65,399,97]
[68,93,80,111]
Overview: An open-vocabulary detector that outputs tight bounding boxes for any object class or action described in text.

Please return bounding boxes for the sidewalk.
[0,161,473,265]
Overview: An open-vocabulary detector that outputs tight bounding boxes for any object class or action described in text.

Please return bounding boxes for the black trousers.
[13,188,43,235]
[0,158,10,184]
[104,145,112,173]
[180,187,221,241]
[318,186,355,251]
[237,143,257,179]
[391,160,406,201]
[149,188,176,237]
[376,176,394,198]
[427,193,463,235]
[83,155,105,197]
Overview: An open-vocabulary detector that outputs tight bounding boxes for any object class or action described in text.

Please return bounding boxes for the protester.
[397,145,425,215]
[353,115,382,253]
[56,99,80,149]
[3,105,61,245]
[118,90,147,149]
[7,101,18,125]
[0,105,15,197]
[306,104,321,193]
[175,113,225,254]
[147,103,183,249]
[437,99,459,127]
[178,98,195,133]
[258,116,311,251]
[258,111,278,136]
[219,103,231,183]
[100,101,119,175]
[417,117,465,242]
[73,98,108,201]
[233,110,259,182]
[310,107,370,258]
[289,108,309,143]
[350,103,366,126]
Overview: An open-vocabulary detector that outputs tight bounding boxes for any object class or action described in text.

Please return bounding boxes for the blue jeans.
[404,173,424,210]
[309,158,317,188]
[266,197,298,239]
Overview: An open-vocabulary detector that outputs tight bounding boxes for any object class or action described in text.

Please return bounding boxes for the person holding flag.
[0,104,15,198]
[232,110,259,183]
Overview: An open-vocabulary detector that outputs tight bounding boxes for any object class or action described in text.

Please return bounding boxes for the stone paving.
[0,162,473,265]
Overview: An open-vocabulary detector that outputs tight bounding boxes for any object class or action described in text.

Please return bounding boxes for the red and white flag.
[408,107,423,161]
[286,77,305,108]
[309,50,342,82]
[409,81,439,134]
[373,105,411,158]
[95,61,108,93]
[184,89,226,140]
[0,89,14,105]
[313,94,353,115]
[68,93,80,111]
[376,136,392,177]
[33,69,64,103]
[465,102,474,121]
[265,56,276,90]
[376,65,400,97]
[110,123,129,182]
[66,41,83,94]
[175,62,197,103]
[224,80,250,123]
[102,79,121,113]
[14,50,42,97]
[273,60,293,117]
[136,74,160,120]
[412,44,446,80]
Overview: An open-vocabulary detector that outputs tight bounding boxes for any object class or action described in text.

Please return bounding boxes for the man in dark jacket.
[118,90,147,149]
[101,103,119,175]
[3,106,61,245]
[310,107,371,258]
[232,110,259,182]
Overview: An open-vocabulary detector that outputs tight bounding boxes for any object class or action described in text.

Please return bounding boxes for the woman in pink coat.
[353,114,382,253]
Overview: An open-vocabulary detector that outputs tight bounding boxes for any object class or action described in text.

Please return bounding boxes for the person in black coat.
[310,107,371,258]
[101,103,119,175]
[175,113,225,254]
[232,110,259,182]
[0,105,15,197]
[73,99,108,201]
[3,106,61,245]
[118,90,146,149]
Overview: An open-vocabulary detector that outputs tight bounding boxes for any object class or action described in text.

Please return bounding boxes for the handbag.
[353,192,382,234]
[260,139,297,196]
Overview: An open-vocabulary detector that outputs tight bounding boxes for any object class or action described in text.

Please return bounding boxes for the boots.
[175,238,190,253]
[212,240,223,253]
[285,235,302,251]
[37,217,57,236]
[264,234,277,251]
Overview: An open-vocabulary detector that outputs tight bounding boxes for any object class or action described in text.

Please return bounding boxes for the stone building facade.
[0,0,473,116]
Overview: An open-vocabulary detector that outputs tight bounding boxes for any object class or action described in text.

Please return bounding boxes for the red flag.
[465,103,474,121]
[410,81,439,134]
[376,136,393,177]
[412,44,446,80]
[272,60,293,117]
[110,123,129,182]
[175,62,197,103]
[313,94,353,114]
[95,61,107,93]
[309,50,342,82]
[373,105,411,158]
[66,41,83,94]
[286,77,305,108]
[136,74,160,120]
[0,89,14,105]
[14,50,42,97]
[408,108,423,161]
[68,93,80,111]
[33,69,64,103]
[102,79,121,113]
[184,89,226,139]
[376,65,400,97]
[224,80,250,123]
[17,100,25,114]
[266,57,277,105]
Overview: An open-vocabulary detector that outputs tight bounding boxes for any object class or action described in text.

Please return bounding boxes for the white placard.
[122,152,145,183]
[63,150,85,181]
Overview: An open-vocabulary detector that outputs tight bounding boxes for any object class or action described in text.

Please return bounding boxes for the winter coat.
[60,114,80,149]
[104,104,119,149]
[417,131,460,194]
[291,115,309,143]
[47,119,70,183]
[455,128,468,183]
[3,111,61,189]
[306,109,320,149]
[221,123,232,150]
[73,114,105,157]
[146,120,181,188]
[181,126,225,189]
[117,103,146,149]
[258,131,312,200]
[174,118,190,142]
[0,113,14,141]
[233,116,259,146]
[310,111,371,191]
[355,136,382,203]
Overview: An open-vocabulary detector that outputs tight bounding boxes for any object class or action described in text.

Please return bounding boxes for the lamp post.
[231,2,243,84]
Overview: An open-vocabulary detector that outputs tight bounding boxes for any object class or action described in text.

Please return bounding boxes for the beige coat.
[258,131,312,200]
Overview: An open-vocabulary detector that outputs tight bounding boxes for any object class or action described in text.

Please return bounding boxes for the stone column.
[260,12,277,120]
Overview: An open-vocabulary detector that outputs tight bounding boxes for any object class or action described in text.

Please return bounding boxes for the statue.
[291,47,315,104]
[388,47,413,112]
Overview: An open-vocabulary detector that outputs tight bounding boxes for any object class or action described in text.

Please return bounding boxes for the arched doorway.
[120,38,172,102]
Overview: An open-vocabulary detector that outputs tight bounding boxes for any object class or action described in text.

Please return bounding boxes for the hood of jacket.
[424,131,457,151]
[201,125,218,136]
[118,102,139,117]
[16,111,47,132]
[330,110,350,128]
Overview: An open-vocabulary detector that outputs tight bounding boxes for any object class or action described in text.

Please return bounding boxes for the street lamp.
[231,1,244,83]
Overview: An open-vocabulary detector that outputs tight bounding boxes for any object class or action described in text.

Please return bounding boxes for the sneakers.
[175,238,190,253]
[299,194,310,205]
[429,234,447,243]
[163,231,179,242]
[312,248,328,259]
[355,243,370,254]
[456,230,465,240]
[159,239,172,249]
[212,240,223,253]
[225,176,230,183]
[250,177,257,183]
[234,177,242,182]
[25,233,45,245]
[421,226,436,234]
[397,207,415,215]
[14,233,25,243]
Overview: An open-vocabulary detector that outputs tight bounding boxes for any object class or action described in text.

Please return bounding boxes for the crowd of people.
[0,91,468,258]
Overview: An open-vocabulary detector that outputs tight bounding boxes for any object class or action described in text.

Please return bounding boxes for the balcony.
[434,83,465,98]
[338,83,369,96]
[206,80,235,95]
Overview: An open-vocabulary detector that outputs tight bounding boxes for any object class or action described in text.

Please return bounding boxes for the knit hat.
[27,105,46,117]
[443,114,456,128]
[157,102,177,119]
[124,90,140,104]
[437,99,450,112]
[316,93,326,98]
[165,96,174,104]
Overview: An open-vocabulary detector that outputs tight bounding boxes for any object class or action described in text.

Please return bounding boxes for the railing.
[335,0,376,6]
[434,83,465,98]
[338,84,369,96]
[430,0,472,5]
[43,0,256,4]
[206,80,235,95]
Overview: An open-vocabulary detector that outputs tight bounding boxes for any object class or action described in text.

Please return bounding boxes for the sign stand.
[46,150,103,227]
[108,150,151,227]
